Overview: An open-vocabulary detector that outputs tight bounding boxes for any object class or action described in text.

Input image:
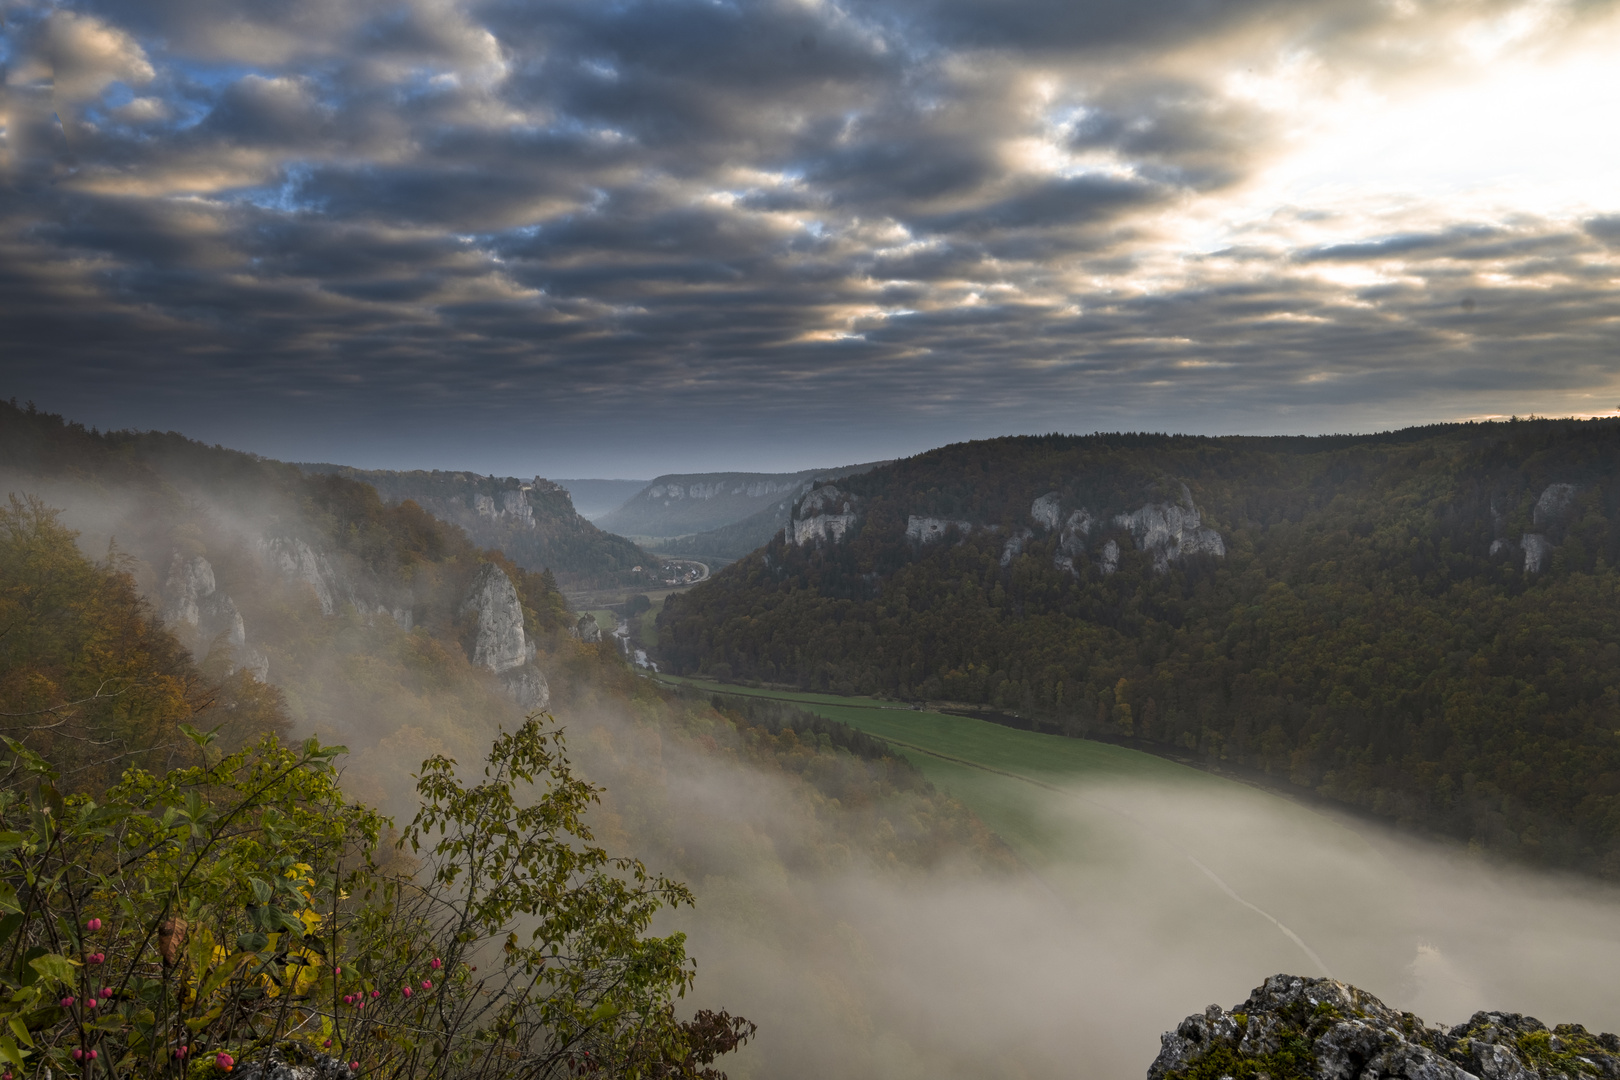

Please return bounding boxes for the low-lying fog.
[651,723,1620,1080]
[19,472,1620,1080]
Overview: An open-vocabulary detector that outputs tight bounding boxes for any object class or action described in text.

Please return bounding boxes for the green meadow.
[650,673,1236,863]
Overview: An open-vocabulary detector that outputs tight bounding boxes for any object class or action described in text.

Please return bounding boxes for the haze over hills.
[296,464,655,589]
[596,462,886,556]
[552,478,652,520]
[660,420,1620,875]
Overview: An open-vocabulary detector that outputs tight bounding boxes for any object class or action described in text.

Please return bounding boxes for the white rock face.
[238,646,271,682]
[1000,528,1033,568]
[161,552,262,677]
[906,516,974,544]
[461,564,528,673]
[474,490,537,525]
[1052,509,1096,575]
[1097,539,1120,575]
[264,538,339,616]
[1533,483,1577,527]
[501,490,535,525]
[1521,533,1554,574]
[162,554,217,626]
[575,613,602,643]
[1114,488,1226,572]
[1030,492,1062,532]
[794,486,860,545]
[501,665,550,710]
[262,537,412,628]
[1490,537,1517,559]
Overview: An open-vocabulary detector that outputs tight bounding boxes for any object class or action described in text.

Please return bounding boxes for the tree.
[0,716,751,1080]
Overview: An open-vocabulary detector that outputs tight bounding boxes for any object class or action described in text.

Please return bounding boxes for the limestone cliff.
[262,537,413,628]
[160,552,266,679]
[1114,493,1226,572]
[461,564,529,674]
[794,486,862,546]
[1027,486,1221,577]
[1150,974,1620,1080]
[1489,482,1579,574]
[296,465,650,588]
[461,563,550,710]
[599,462,886,548]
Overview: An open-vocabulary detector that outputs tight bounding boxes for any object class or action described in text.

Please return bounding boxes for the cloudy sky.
[3,0,1619,476]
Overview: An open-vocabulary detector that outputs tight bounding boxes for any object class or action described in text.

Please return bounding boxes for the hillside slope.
[0,400,1033,1079]
[596,462,883,542]
[298,465,655,588]
[659,421,1620,873]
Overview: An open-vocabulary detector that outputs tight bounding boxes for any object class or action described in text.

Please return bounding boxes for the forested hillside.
[0,400,1022,1078]
[659,420,1620,873]
[298,464,654,588]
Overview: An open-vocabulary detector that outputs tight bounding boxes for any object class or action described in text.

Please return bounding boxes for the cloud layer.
[4,0,1620,473]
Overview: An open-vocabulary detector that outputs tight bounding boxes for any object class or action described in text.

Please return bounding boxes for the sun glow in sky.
[3,0,1619,474]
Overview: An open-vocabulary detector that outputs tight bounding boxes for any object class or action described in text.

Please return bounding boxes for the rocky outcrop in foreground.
[1151,975,1620,1080]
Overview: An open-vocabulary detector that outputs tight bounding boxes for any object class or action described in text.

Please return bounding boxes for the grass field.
[652,674,1245,862]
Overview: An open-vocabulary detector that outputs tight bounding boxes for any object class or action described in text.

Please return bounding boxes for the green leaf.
[0,1035,24,1067]
[178,723,219,748]
[198,953,251,1001]
[27,953,77,985]
[185,1005,224,1032]
[8,1016,33,1047]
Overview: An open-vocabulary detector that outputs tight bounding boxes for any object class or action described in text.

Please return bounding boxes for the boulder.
[501,664,550,710]
[1149,974,1620,1080]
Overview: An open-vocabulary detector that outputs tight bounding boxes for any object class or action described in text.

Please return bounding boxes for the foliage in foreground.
[0,717,751,1079]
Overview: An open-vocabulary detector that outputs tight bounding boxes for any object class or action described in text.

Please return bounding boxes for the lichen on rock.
[1150,974,1620,1080]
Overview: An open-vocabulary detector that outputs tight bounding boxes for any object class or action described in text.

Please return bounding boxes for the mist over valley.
[6,402,1620,1080]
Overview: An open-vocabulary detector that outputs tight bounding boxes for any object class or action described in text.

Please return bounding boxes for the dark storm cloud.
[4,0,1620,473]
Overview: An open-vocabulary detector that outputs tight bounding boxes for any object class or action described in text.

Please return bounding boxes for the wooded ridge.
[659,420,1620,873]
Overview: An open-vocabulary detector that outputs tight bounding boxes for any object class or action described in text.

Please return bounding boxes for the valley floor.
[653,674,1620,1043]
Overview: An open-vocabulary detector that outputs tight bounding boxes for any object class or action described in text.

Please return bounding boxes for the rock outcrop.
[262,537,413,627]
[1520,533,1555,574]
[161,552,260,677]
[1150,974,1620,1080]
[1533,482,1577,528]
[1053,509,1095,575]
[794,486,861,545]
[1487,483,1577,574]
[1001,528,1033,568]
[575,613,602,643]
[1023,486,1222,576]
[501,665,550,710]
[1097,538,1120,575]
[264,538,339,617]
[905,516,975,545]
[1030,492,1063,532]
[461,564,528,674]
[1114,486,1226,572]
